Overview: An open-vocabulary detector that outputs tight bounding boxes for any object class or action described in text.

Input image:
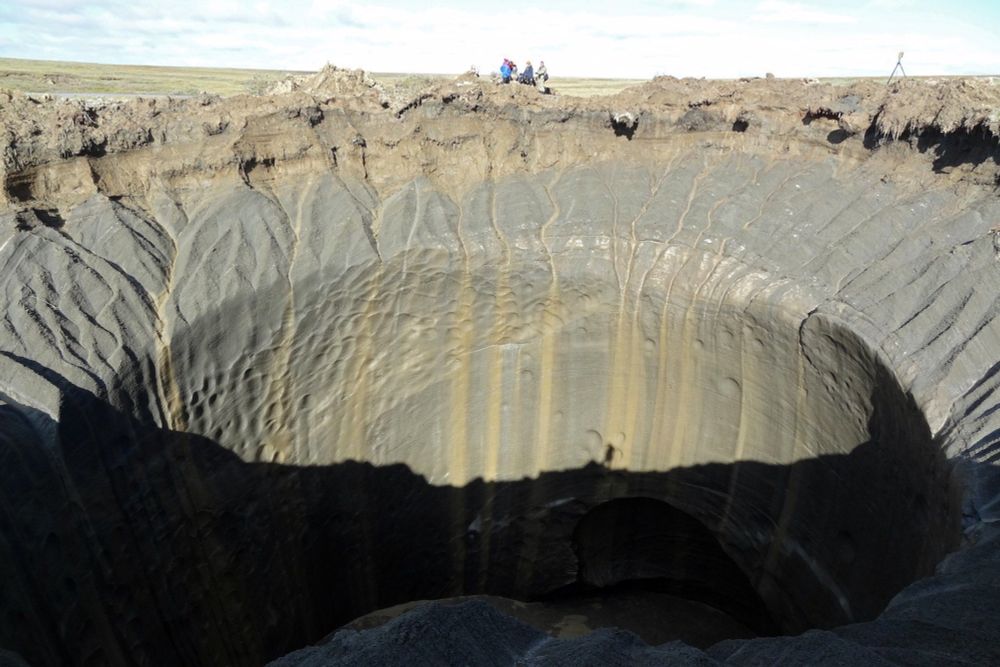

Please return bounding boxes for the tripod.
[886,51,906,84]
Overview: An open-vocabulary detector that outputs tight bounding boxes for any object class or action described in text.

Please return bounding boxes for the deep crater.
[5,76,999,664]
[0,239,959,665]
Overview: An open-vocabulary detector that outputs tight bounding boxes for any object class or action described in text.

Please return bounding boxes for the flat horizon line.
[2,56,997,82]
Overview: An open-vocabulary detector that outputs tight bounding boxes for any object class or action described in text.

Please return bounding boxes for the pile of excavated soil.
[2,71,998,212]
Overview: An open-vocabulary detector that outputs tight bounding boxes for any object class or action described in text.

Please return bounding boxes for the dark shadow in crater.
[827,129,851,145]
[4,171,35,203]
[918,125,1000,173]
[610,115,638,140]
[863,114,1000,174]
[801,109,841,126]
[548,496,778,636]
[14,208,65,231]
[0,373,960,667]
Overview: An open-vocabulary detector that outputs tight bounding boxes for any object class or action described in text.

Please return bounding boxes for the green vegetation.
[0,57,645,98]
[9,57,987,100]
[373,71,646,97]
[549,78,646,97]
[0,57,307,96]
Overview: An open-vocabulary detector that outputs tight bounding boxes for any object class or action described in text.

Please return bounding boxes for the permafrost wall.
[1,72,999,665]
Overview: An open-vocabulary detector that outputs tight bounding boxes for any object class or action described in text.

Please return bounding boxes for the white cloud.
[0,0,996,79]
[752,1,857,24]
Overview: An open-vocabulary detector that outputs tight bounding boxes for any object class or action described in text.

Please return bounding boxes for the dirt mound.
[872,77,1000,138]
[2,73,999,212]
[266,63,388,102]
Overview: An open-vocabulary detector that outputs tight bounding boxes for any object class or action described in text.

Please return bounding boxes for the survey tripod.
[887,52,906,84]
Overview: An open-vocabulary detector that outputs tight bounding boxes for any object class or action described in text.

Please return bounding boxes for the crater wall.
[1,74,999,665]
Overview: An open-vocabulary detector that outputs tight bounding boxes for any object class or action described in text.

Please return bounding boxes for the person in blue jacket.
[500,59,512,83]
[518,61,535,85]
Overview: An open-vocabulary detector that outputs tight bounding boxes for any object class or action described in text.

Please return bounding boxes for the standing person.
[535,60,549,93]
[500,58,512,83]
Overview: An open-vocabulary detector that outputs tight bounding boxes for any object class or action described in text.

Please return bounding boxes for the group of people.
[499,58,549,90]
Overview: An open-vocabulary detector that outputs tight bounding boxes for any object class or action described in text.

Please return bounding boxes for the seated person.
[536,61,548,82]
[518,61,535,85]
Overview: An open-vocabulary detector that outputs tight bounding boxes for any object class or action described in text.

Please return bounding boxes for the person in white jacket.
[535,61,549,93]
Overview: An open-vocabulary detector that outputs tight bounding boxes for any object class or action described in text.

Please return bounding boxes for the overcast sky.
[1,0,998,79]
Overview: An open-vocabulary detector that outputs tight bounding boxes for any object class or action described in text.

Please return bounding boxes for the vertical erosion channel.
[3,235,958,665]
[0,142,973,664]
